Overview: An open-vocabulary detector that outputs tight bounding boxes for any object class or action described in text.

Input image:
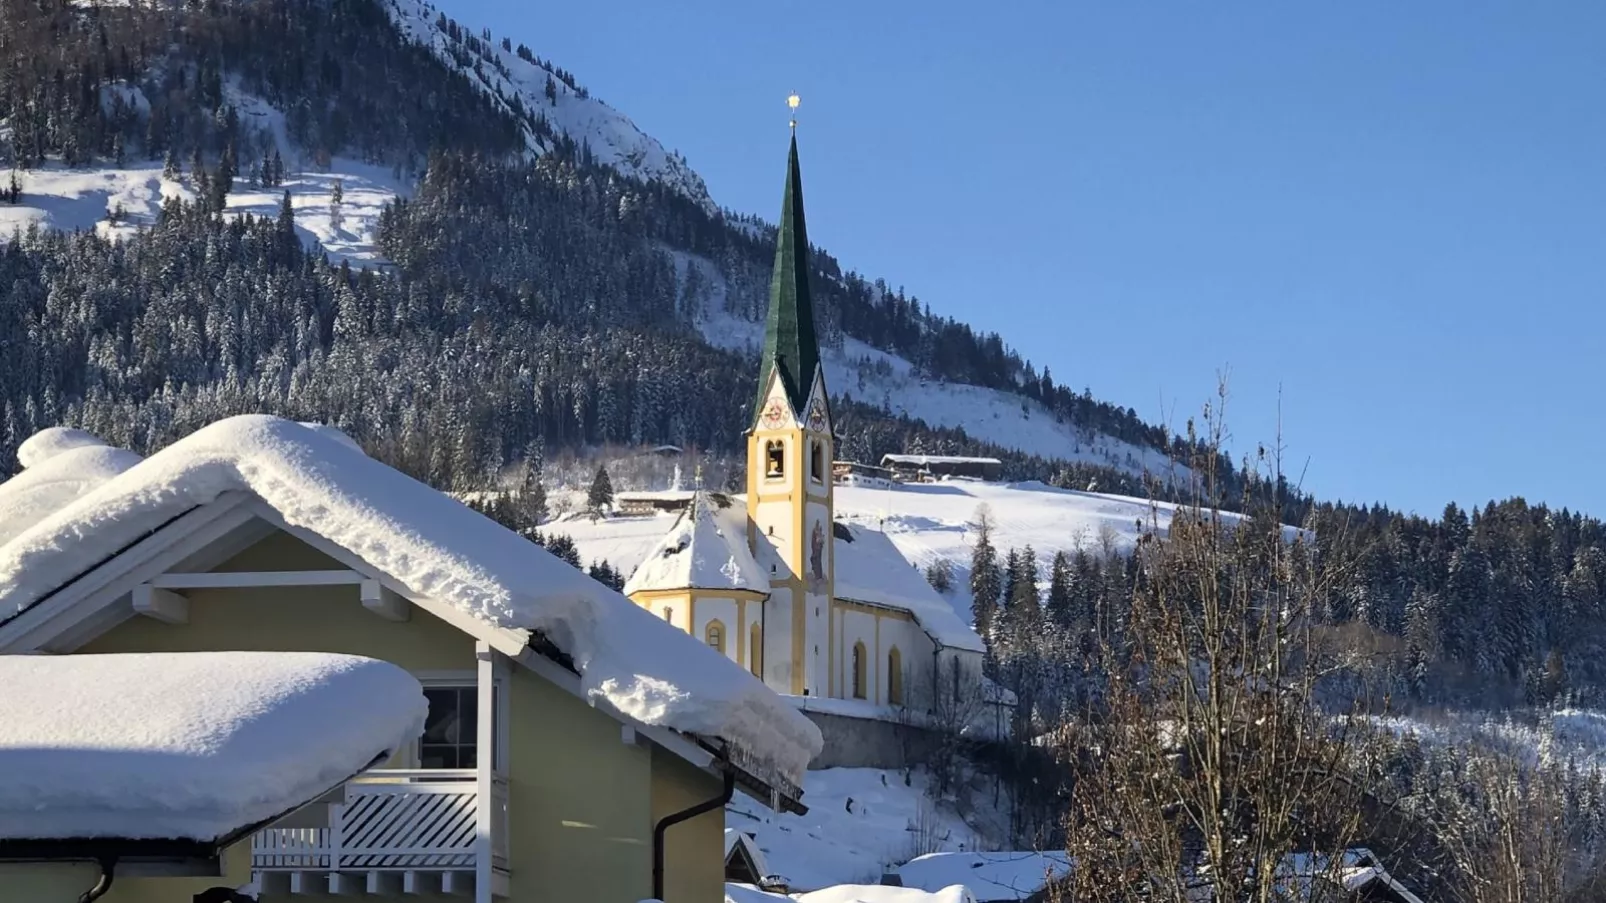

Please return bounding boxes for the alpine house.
[0,416,821,903]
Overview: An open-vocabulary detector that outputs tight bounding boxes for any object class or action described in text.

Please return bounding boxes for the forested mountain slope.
[4,0,1606,714]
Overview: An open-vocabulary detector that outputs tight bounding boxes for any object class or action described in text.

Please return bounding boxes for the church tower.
[748,128,834,697]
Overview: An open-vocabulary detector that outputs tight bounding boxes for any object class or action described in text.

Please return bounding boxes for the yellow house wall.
[67,528,727,903]
[648,746,725,903]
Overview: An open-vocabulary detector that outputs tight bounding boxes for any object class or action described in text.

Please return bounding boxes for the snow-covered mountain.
[381,0,714,212]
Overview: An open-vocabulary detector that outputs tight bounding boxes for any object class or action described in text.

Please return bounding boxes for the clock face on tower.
[761,398,789,430]
[807,396,828,432]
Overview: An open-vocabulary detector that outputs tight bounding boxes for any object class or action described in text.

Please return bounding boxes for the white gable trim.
[0,492,258,653]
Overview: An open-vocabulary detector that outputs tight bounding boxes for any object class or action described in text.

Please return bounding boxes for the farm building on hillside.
[880,455,1004,482]
[615,490,696,516]
[832,461,897,487]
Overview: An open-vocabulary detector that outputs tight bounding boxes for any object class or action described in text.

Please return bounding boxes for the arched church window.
[888,647,904,706]
[705,620,726,654]
[663,607,673,624]
[750,624,763,677]
[852,641,868,700]
[810,439,825,483]
[765,440,785,480]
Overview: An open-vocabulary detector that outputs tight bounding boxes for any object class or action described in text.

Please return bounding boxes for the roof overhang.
[0,494,808,815]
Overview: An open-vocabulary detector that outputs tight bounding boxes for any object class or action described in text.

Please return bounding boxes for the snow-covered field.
[727,767,991,891]
[0,157,405,268]
[1,82,405,265]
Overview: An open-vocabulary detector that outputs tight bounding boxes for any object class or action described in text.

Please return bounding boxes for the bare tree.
[1057,383,1378,903]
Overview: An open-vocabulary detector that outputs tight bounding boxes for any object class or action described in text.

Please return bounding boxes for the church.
[569,130,987,720]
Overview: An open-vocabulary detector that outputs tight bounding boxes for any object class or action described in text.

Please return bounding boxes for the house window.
[888,647,904,706]
[765,440,785,480]
[706,620,726,653]
[810,440,825,483]
[421,686,477,769]
[750,624,763,677]
[852,642,868,700]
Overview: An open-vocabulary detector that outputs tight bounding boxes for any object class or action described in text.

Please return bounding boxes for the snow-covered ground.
[727,767,992,891]
[1377,706,1606,771]
[1,82,406,265]
[0,157,404,267]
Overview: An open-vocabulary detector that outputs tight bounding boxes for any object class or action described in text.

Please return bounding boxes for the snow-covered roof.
[725,884,978,903]
[0,416,822,787]
[0,651,424,843]
[895,852,1073,901]
[724,828,769,879]
[623,493,768,595]
[0,431,142,546]
[880,455,1003,467]
[834,524,984,652]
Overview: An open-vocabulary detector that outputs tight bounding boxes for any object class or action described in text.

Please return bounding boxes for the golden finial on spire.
[787,93,800,132]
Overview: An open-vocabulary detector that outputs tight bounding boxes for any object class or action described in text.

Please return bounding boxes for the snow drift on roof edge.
[0,416,820,782]
[0,651,424,842]
[0,443,144,547]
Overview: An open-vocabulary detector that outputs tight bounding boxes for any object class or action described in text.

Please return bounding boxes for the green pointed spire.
[753,133,822,423]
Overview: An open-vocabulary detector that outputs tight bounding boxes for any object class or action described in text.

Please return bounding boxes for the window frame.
[705,619,727,654]
[412,671,507,771]
[809,439,825,484]
[764,439,786,481]
[887,646,904,706]
[851,641,868,700]
[750,623,763,677]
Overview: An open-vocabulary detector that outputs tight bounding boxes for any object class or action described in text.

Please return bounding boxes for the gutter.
[651,768,734,901]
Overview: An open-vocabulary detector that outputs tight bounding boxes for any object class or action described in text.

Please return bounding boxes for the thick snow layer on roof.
[725,828,770,878]
[803,885,978,903]
[16,427,111,469]
[568,511,979,651]
[0,416,820,783]
[0,441,143,547]
[834,524,983,652]
[881,455,1002,467]
[725,884,976,903]
[624,494,768,595]
[0,651,424,842]
[894,852,1072,901]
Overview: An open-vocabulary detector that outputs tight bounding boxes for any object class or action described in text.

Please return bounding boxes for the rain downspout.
[651,768,734,901]
[78,856,116,903]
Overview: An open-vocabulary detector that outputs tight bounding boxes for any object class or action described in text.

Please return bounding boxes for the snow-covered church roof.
[832,523,984,652]
[566,510,986,654]
[0,416,822,786]
[623,492,768,596]
[0,651,425,842]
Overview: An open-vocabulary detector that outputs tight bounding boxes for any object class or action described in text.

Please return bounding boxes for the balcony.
[251,769,508,896]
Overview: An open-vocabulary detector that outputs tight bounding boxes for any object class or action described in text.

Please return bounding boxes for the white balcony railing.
[253,769,507,873]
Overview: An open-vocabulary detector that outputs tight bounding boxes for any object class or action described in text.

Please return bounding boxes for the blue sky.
[445,0,1606,517]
